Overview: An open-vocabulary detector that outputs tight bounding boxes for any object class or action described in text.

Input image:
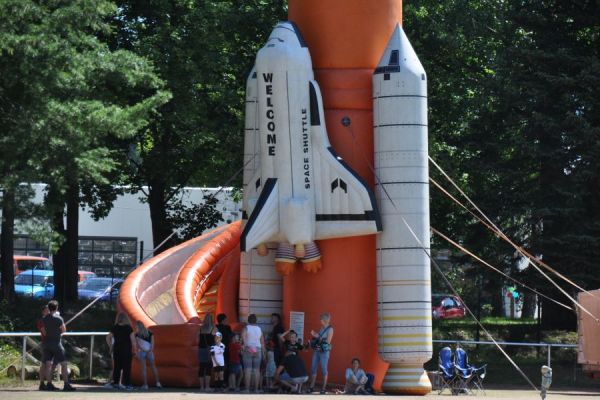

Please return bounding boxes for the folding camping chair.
[438,347,457,395]
[454,346,487,395]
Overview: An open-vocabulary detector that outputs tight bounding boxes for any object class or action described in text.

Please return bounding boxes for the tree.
[407,0,599,328]
[114,0,287,252]
[495,0,600,328]
[0,0,170,302]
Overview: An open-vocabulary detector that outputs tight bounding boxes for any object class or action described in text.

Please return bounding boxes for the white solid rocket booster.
[239,67,282,329]
[373,24,432,393]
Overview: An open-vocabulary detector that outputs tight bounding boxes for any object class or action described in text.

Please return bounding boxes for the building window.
[78,237,137,278]
[13,235,50,257]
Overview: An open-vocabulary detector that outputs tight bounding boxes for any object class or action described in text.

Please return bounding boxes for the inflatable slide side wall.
[119,222,241,386]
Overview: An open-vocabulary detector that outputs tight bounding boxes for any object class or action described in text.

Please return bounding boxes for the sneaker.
[63,383,76,392]
[156,381,162,388]
[38,382,46,391]
[46,382,59,391]
[125,385,134,391]
[103,382,114,389]
[118,384,126,390]
[141,384,148,390]
[320,389,327,394]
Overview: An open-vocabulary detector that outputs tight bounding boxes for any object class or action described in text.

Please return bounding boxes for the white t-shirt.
[245,325,262,348]
[211,343,225,367]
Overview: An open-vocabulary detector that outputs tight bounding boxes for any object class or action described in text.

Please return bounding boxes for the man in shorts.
[40,300,75,391]
[275,349,309,393]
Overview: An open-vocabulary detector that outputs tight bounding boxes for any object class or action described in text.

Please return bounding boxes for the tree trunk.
[65,183,79,302]
[541,290,577,330]
[48,184,67,305]
[0,187,16,302]
[521,292,537,318]
[148,180,174,255]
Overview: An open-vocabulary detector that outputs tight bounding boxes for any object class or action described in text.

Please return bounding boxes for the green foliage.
[0,0,170,301]
[407,1,600,328]
[166,195,224,243]
[115,0,286,248]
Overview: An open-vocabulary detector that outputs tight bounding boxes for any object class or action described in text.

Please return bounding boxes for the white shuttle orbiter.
[241,22,381,259]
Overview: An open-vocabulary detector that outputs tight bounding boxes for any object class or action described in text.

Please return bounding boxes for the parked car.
[77,277,123,302]
[432,294,466,319]
[14,270,54,299]
[14,256,52,275]
[78,270,97,284]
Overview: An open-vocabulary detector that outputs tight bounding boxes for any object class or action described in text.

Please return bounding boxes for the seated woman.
[345,358,368,394]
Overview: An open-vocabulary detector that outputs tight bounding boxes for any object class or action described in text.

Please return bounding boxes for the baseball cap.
[215,332,222,337]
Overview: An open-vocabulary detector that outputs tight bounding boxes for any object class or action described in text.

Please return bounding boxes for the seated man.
[275,349,309,393]
[345,358,368,394]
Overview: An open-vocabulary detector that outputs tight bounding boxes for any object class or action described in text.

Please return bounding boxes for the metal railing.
[0,331,109,385]
[433,339,578,367]
[0,333,580,386]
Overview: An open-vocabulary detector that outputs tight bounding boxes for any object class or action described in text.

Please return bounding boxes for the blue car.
[14,270,55,299]
[78,277,123,302]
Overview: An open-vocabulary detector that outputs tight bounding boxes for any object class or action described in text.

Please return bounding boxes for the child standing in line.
[211,332,226,390]
[265,340,277,389]
[228,333,242,391]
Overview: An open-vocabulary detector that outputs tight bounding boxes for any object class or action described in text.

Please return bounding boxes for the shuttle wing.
[241,178,280,251]
[309,81,382,239]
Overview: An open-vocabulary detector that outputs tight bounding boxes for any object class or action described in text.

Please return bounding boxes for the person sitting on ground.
[278,329,306,354]
[275,349,309,393]
[227,333,243,391]
[135,320,162,389]
[40,300,75,392]
[344,358,368,394]
[108,312,135,390]
[211,332,226,390]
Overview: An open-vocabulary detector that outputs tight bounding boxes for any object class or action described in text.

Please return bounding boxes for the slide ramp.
[118,222,241,386]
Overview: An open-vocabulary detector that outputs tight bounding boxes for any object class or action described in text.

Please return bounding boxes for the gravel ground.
[0,383,599,400]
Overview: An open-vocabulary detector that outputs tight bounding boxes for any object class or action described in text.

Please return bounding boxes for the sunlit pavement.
[0,383,599,399]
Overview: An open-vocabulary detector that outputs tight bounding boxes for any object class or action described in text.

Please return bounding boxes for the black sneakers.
[63,383,76,391]
[45,382,59,391]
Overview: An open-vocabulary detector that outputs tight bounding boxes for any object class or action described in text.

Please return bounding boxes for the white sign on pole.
[289,311,305,341]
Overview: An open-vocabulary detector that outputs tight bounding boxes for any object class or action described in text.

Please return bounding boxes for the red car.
[432,294,466,319]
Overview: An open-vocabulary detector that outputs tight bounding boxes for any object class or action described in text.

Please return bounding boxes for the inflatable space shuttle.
[241,22,381,267]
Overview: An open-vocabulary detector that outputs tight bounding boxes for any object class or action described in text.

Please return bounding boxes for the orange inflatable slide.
[119,222,242,386]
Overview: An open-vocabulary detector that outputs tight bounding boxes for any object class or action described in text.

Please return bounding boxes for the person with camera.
[275,347,309,394]
[308,312,333,394]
